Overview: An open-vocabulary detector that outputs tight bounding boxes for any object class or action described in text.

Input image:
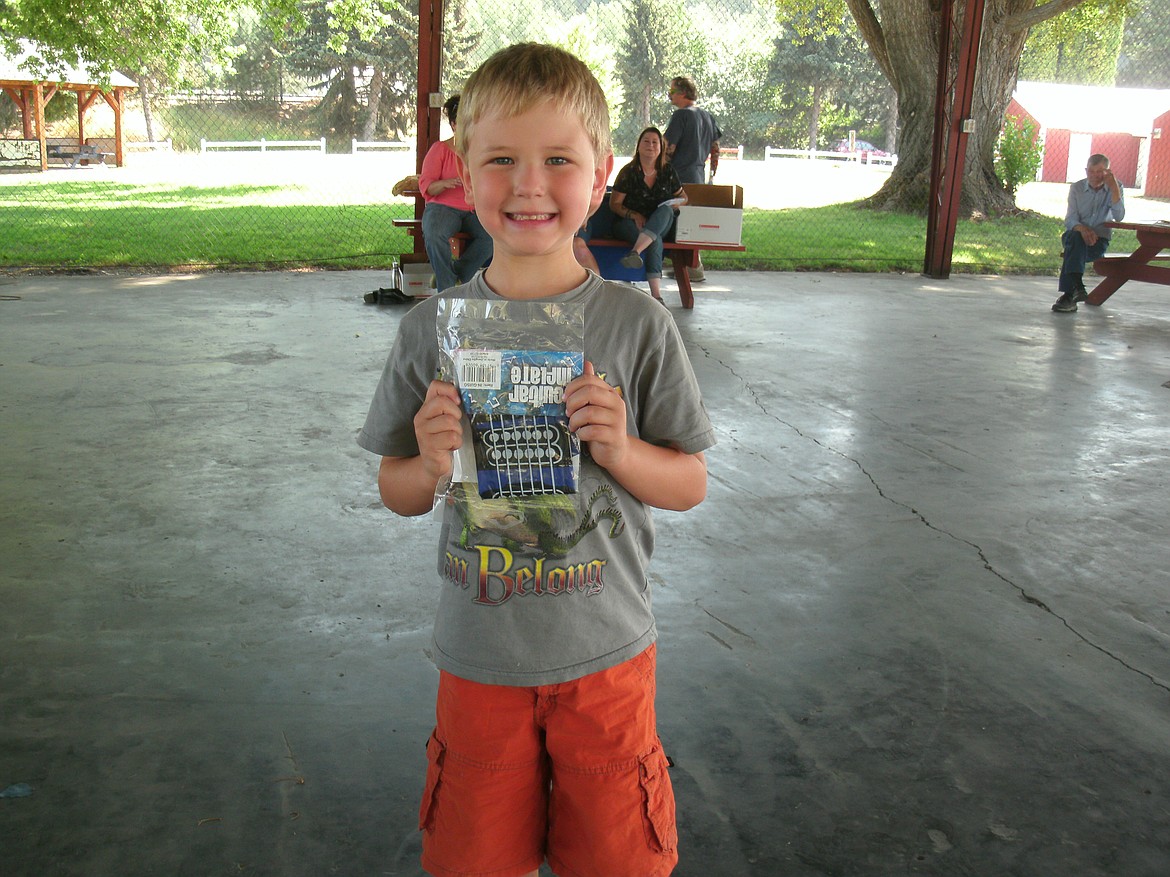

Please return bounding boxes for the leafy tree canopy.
[0,0,404,83]
[1116,0,1170,87]
[613,0,692,146]
[1019,0,1126,85]
[0,0,287,81]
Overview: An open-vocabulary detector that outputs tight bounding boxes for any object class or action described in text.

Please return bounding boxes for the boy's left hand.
[564,361,628,469]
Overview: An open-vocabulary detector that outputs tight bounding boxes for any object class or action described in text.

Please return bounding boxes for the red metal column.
[924,0,986,278]
[415,0,445,245]
[923,0,955,275]
[416,0,444,168]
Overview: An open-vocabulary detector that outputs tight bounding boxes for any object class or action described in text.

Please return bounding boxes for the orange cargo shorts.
[418,643,678,877]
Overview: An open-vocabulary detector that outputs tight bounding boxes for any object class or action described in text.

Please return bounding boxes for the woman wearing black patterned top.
[609,127,687,304]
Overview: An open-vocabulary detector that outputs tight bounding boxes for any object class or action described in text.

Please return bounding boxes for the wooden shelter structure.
[0,42,136,170]
[407,1,977,278]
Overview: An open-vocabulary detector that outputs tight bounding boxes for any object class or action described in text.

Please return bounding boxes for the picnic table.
[390,182,744,309]
[1088,221,1170,306]
[47,143,112,168]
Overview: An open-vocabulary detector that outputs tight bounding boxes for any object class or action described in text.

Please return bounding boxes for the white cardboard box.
[399,261,434,294]
[675,205,743,245]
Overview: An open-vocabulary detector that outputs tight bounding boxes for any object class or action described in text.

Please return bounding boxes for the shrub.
[995,114,1044,196]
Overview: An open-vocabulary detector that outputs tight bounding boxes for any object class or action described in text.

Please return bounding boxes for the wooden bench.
[1094,254,1170,263]
[391,217,744,309]
[47,143,112,168]
[1087,221,1170,305]
[1091,254,1170,298]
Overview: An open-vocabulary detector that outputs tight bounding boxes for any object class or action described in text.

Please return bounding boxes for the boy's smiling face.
[459,99,611,288]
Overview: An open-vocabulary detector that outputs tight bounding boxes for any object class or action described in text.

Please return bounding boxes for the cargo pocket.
[639,744,678,854]
[418,731,446,832]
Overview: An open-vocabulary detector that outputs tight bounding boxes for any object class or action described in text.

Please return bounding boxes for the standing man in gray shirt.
[664,76,721,185]
[1052,154,1125,313]
[664,76,722,283]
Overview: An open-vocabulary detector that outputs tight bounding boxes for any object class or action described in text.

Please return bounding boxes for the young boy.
[358,43,713,877]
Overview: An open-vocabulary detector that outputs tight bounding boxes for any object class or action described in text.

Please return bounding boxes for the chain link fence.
[2,0,1168,274]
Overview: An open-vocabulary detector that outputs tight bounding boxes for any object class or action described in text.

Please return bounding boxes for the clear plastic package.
[436,298,585,500]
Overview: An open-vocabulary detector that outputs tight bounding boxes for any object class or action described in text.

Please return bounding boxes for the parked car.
[832,139,889,156]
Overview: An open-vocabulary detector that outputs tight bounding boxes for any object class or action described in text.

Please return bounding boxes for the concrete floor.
[1,268,1168,877]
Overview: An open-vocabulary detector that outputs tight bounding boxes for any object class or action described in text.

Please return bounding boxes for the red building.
[1007,81,1170,198]
[1147,108,1170,199]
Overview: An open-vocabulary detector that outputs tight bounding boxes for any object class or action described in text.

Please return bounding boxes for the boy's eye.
[490,157,513,166]
[546,157,569,166]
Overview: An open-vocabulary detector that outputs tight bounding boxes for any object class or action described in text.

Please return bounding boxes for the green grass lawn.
[1,180,417,270]
[0,178,1105,275]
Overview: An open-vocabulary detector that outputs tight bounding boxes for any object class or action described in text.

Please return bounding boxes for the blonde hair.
[454,43,612,163]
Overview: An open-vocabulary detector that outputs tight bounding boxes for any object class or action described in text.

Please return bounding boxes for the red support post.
[415,0,445,253]
[923,0,955,277]
[924,0,986,278]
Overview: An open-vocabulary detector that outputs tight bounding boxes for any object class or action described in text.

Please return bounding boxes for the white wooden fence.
[765,146,897,167]
[200,138,327,153]
[127,139,173,152]
[351,139,411,153]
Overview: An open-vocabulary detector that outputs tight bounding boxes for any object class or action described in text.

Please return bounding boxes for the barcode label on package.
[456,349,503,391]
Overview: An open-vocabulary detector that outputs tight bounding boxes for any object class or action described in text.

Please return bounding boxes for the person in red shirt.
[419,95,493,291]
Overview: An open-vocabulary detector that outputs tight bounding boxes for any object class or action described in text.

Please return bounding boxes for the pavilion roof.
[0,40,136,89]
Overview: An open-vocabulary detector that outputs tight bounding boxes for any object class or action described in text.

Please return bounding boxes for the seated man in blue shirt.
[1052,154,1125,313]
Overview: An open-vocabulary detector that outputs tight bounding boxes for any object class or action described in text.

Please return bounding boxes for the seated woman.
[418,95,492,291]
[609,126,687,304]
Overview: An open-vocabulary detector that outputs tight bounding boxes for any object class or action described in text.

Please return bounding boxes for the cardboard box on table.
[397,254,435,295]
[675,184,744,245]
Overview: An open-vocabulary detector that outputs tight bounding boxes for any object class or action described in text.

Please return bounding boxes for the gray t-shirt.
[664,105,722,185]
[358,272,715,686]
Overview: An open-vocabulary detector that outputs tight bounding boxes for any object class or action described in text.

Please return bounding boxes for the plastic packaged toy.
[437,298,585,499]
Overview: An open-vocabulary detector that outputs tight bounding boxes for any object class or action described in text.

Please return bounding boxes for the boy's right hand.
[414,380,464,481]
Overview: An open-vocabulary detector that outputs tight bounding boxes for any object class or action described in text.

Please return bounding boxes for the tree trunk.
[961,11,1031,216]
[852,0,1050,216]
[322,67,360,143]
[808,82,822,150]
[362,67,384,141]
[140,77,155,143]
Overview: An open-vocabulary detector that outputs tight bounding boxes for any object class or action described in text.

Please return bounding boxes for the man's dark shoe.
[1052,291,1079,312]
[1072,285,1089,304]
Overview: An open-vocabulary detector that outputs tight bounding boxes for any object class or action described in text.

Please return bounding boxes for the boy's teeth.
[512,213,552,221]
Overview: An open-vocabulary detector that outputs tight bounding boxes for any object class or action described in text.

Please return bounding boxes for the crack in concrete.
[702,607,759,645]
[699,345,1170,696]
